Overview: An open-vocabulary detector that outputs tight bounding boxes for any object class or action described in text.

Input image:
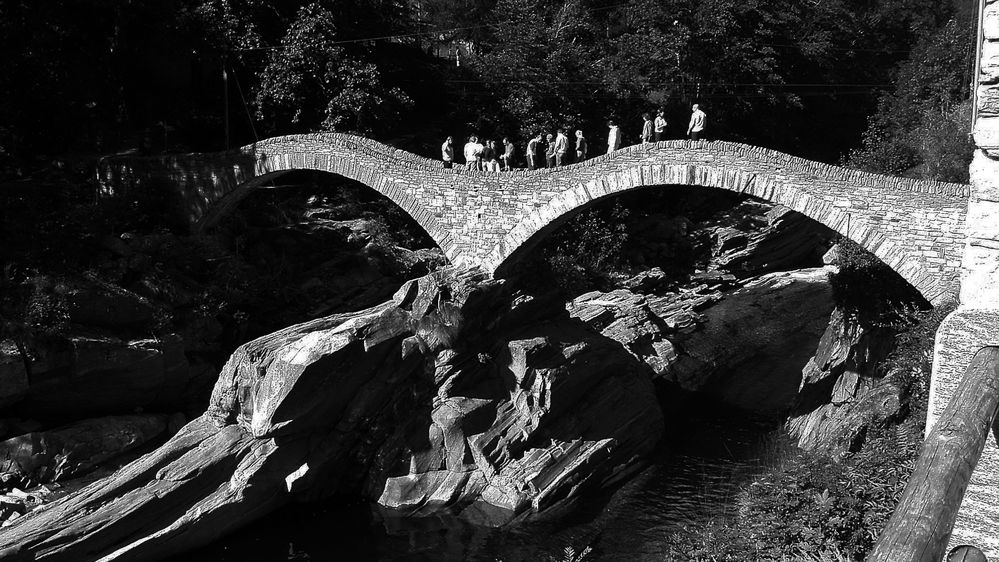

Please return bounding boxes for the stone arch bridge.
[98,133,969,305]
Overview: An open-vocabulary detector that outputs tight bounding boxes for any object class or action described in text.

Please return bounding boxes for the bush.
[828,239,927,325]
[542,201,630,294]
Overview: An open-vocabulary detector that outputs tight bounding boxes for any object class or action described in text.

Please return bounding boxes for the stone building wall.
[928,0,999,555]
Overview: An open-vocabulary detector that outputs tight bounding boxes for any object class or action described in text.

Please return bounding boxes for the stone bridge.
[98,134,969,305]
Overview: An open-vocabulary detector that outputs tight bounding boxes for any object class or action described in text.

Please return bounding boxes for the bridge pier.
[927,2,999,554]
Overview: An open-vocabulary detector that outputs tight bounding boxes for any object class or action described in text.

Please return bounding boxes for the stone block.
[975,115,999,150]
[960,243,999,308]
[983,40,999,85]
[971,150,999,202]
[987,3,999,41]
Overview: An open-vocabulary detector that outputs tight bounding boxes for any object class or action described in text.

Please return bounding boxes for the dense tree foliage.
[847,11,976,182]
[0,0,974,173]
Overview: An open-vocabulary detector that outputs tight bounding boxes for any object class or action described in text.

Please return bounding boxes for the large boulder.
[706,202,833,277]
[786,308,899,457]
[57,276,159,331]
[0,415,168,485]
[0,268,664,561]
[569,268,835,414]
[0,344,29,409]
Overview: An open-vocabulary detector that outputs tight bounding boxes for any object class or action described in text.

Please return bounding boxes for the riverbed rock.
[786,308,898,456]
[0,344,29,409]
[13,332,191,417]
[0,415,168,484]
[569,268,835,414]
[57,275,159,331]
[705,202,833,277]
[0,267,665,561]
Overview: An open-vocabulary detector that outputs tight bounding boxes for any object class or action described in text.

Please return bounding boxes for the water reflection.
[184,413,784,561]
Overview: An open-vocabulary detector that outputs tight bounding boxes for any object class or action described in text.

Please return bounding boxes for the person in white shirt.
[607,120,621,153]
[526,134,542,169]
[554,129,569,166]
[687,104,706,140]
[464,135,484,170]
[441,136,453,168]
[654,109,667,141]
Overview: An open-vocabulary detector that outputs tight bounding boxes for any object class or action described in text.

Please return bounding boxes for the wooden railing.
[869,346,999,561]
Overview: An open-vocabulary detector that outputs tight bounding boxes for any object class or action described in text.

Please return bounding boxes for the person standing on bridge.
[441,136,454,169]
[502,137,515,170]
[607,120,621,153]
[687,104,706,140]
[554,129,569,166]
[527,133,542,170]
[464,135,482,170]
[545,133,556,168]
[575,130,587,162]
[641,113,653,144]
[654,109,667,141]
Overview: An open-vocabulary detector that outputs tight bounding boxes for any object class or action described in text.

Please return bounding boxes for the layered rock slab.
[0,268,664,561]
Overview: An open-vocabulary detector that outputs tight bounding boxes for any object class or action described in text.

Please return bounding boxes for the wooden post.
[869,346,999,561]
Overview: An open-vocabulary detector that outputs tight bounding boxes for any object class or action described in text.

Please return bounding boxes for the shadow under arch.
[488,166,958,306]
[192,145,454,263]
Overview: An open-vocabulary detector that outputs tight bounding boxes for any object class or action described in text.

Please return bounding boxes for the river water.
[184,408,785,562]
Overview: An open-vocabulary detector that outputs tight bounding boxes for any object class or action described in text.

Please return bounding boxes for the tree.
[847,14,975,181]
[253,3,413,135]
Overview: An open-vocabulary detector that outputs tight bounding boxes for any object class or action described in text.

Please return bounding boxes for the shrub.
[542,201,631,294]
[827,239,927,325]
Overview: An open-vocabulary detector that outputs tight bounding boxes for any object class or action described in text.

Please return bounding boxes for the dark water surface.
[184,413,784,562]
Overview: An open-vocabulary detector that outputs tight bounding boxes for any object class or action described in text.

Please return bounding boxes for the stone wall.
[99,134,969,305]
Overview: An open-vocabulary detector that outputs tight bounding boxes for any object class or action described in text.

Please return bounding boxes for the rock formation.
[569,267,836,414]
[787,308,902,457]
[0,267,664,561]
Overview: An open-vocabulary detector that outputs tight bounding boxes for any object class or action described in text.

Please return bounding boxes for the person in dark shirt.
[502,137,515,170]
[545,133,556,168]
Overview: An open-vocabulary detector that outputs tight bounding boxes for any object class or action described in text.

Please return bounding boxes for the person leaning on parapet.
[488,140,502,172]
[442,136,454,169]
[654,109,667,141]
[502,137,515,171]
[687,104,706,140]
[545,133,556,168]
[575,130,587,162]
[480,139,493,171]
[554,128,569,166]
[607,120,622,153]
[526,133,541,170]
[641,112,653,144]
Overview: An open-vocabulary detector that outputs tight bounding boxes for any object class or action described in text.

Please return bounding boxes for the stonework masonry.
[929,0,999,555]
[99,134,968,307]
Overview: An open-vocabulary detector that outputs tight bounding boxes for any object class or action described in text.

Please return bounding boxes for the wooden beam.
[869,346,999,561]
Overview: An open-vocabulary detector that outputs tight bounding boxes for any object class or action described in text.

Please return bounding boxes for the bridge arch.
[484,142,967,306]
[188,134,457,261]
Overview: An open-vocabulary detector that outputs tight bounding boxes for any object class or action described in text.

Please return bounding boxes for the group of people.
[441,104,708,171]
[441,135,517,171]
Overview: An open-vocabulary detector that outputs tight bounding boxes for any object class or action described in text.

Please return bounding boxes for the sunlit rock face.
[0,267,665,561]
[568,267,835,415]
